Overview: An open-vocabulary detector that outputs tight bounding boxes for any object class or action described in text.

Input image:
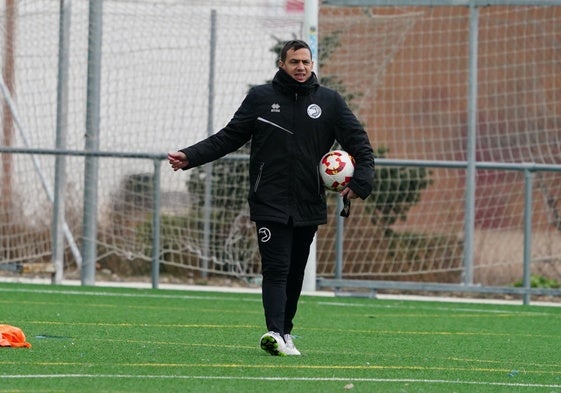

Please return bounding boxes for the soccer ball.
[319,150,355,192]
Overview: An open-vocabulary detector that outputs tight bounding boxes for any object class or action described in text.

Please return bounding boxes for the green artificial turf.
[1,282,560,393]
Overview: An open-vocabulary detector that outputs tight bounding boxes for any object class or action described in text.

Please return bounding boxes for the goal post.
[302,0,319,292]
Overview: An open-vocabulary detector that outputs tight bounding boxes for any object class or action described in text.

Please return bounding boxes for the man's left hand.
[340,187,358,200]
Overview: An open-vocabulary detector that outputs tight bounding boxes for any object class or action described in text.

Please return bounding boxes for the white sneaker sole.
[260,333,287,356]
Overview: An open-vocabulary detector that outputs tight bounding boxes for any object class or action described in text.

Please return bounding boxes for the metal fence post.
[52,0,72,284]
[462,0,479,285]
[151,159,162,289]
[522,169,533,305]
[202,9,217,278]
[82,0,103,286]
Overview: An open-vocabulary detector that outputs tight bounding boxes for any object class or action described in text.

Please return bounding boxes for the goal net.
[0,0,303,281]
[316,4,561,286]
[2,1,561,289]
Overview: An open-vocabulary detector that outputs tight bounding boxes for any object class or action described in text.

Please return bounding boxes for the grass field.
[1,281,560,393]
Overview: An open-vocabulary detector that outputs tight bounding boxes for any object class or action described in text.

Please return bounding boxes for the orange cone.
[0,324,32,348]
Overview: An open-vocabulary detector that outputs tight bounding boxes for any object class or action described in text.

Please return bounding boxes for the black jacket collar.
[272,68,319,96]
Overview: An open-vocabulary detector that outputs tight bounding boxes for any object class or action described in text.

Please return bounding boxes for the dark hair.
[279,40,312,62]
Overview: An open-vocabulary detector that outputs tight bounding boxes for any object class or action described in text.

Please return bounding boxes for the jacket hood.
[272,68,319,96]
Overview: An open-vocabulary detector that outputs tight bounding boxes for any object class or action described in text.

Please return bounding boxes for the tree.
[366,146,432,234]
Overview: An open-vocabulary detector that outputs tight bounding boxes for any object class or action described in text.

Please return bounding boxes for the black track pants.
[255,221,318,336]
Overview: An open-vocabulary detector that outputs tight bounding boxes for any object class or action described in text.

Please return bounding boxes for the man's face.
[279,48,314,83]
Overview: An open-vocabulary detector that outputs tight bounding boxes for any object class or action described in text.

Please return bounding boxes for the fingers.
[340,187,358,200]
[167,151,188,171]
[167,151,185,161]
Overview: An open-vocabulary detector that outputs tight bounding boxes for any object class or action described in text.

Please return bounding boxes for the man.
[168,40,374,356]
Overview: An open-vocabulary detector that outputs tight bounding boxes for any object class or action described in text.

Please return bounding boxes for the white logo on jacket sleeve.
[307,104,322,119]
[271,103,280,113]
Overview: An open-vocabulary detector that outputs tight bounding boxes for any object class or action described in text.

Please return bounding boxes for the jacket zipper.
[254,162,264,192]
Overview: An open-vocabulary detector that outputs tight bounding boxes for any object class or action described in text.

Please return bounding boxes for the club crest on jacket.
[307,104,321,119]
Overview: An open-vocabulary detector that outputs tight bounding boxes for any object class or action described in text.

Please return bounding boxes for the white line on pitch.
[2,374,561,389]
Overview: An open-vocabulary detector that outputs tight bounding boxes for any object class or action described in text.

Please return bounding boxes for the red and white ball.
[319,150,355,192]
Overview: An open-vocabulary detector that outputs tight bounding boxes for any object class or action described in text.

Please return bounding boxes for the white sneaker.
[283,334,301,356]
[260,331,287,356]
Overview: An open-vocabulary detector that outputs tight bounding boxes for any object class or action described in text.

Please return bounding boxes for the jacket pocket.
[253,162,265,192]
[315,166,325,202]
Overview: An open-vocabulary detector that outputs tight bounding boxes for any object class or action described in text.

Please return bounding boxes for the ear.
[278,60,284,68]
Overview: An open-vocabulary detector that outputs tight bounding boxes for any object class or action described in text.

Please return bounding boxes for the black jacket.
[181,69,374,226]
